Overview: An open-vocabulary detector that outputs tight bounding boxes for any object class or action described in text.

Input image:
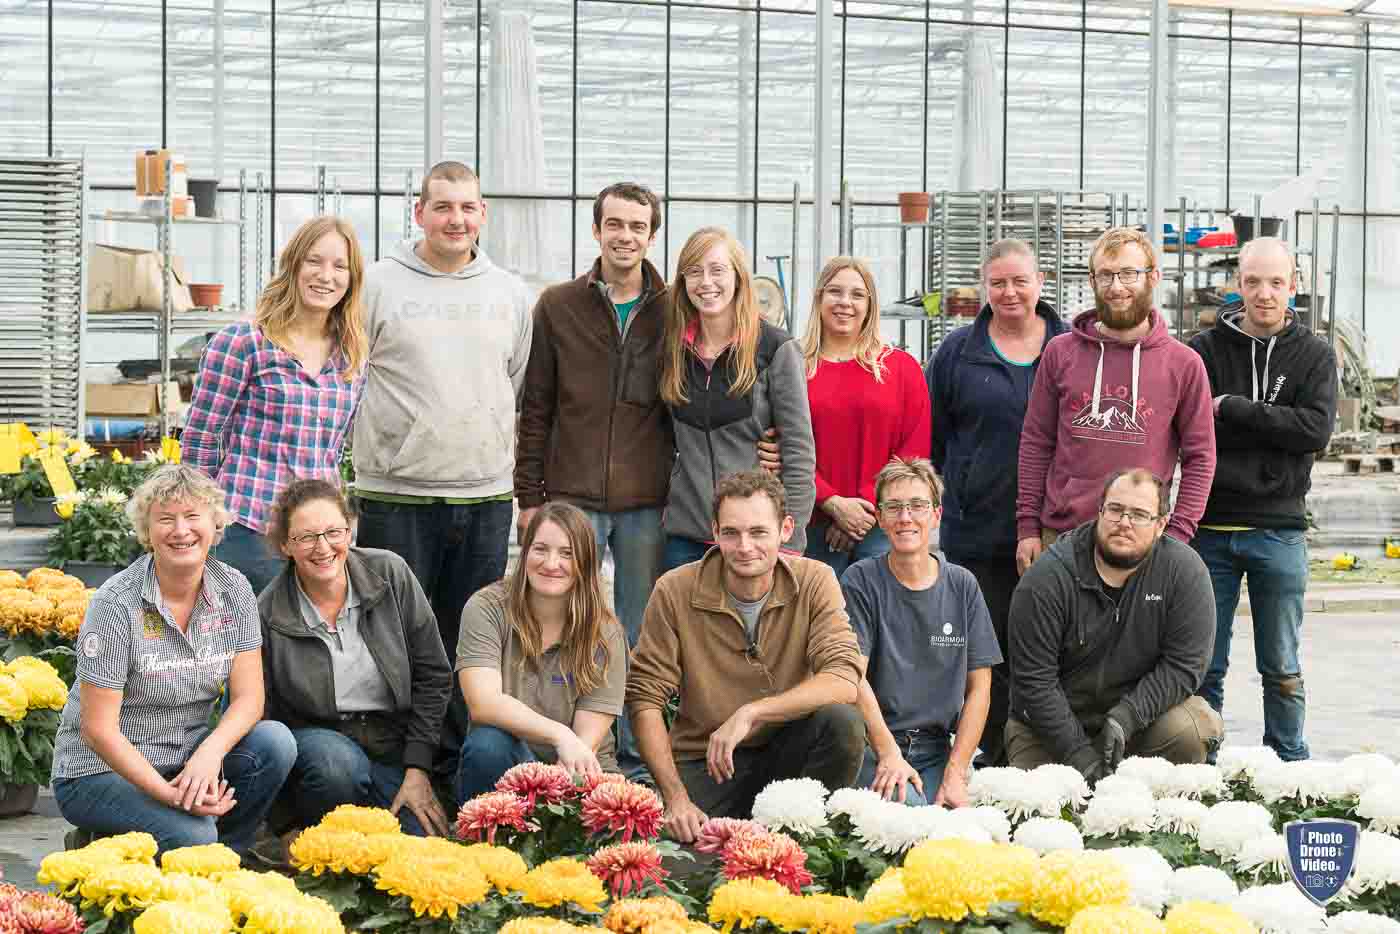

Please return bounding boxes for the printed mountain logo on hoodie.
[1069,395,1146,445]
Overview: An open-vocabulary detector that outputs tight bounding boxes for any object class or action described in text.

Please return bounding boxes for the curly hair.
[264,478,354,552]
[126,465,232,549]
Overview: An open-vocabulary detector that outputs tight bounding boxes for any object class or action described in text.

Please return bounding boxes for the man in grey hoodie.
[352,161,533,763]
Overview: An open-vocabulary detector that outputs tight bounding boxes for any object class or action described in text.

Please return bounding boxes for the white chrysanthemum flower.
[1030,763,1092,811]
[1115,756,1176,795]
[1011,816,1083,854]
[967,767,1066,821]
[1232,882,1328,933]
[848,799,990,854]
[1342,830,1400,900]
[1168,866,1239,906]
[1339,754,1400,799]
[1093,774,1155,801]
[1153,797,1210,836]
[97,486,128,506]
[1197,801,1276,859]
[1327,910,1400,934]
[1080,793,1157,838]
[1251,760,1349,806]
[1218,745,1282,784]
[751,777,829,835]
[825,786,886,823]
[1101,845,1173,915]
[964,805,1012,844]
[923,808,994,845]
[1159,763,1227,800]
[1355,782,1400,835]
[1231,831,1289,882]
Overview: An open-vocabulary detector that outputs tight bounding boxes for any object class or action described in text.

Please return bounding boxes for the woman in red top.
[798,257,931,575]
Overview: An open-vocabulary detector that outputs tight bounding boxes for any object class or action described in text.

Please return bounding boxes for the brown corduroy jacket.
[514,258,674,512]
[626,549,865,762]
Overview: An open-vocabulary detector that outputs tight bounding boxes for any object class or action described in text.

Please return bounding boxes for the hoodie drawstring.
[1248,334,1279,402]
[1091,344,1105,418]
[1090,341,1143,419]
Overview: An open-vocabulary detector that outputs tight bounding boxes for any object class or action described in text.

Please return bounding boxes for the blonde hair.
[503,503,618,696]
[800,256,890,382]
[873,456,944,509]
[662,227,762,406]
[255,216,368,380]
[127,464,232,549]
[1089,226,1158,275]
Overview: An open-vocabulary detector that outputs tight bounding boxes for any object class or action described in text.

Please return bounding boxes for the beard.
[1095,285,1154,330]
[1095,525,1155,570]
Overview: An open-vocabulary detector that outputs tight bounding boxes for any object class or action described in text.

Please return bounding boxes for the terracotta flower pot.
[898,192,931,224]
[189,283,224,308]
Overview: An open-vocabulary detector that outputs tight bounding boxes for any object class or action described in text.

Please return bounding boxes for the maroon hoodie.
[1016,308,1216,543]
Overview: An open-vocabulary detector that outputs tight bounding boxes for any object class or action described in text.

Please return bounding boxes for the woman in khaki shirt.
[454,502,628,805]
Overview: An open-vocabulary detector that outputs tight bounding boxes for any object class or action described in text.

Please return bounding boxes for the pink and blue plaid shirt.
[183,322,364,533]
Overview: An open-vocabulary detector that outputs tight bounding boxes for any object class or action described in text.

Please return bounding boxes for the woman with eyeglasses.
[796,257,930,575]
[659,227,816,572]
[258,478,454,838]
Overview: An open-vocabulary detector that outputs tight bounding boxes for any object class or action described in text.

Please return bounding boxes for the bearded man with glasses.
[1015,227,1216,578]
[1005,468,1222,782]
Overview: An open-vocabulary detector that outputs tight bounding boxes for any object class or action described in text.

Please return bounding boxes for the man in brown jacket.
[627,469,866,840]
[515,182,673,778]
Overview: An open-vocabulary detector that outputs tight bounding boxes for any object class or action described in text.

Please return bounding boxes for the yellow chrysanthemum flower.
[1067,904,1168,933]
[861,866,914,925]
[78,862,166,915]
[374,852,491,919]
[1027,850,1132,928]
[210,869,301,919]
[603,895,690,933]
[499,921,592,934]
[902,838,1000,922]
[36,847,127,897]
[316,803,402,835]
[86,831,159,864]
[6,661,67,711]
[157,871,228,905]
[161,843,242,877]
[771,892,864,934]
[288,826,397,876]
[984,842,1040,906]
[0,571,24,588]
[461,842,528,894]
[133,899,234,934]
[518,857,609,914]
[36,429,67,447]
[0,673,30,722]
[1164,900,1259,934]
[707,877,794,933]
[241,894,345,934]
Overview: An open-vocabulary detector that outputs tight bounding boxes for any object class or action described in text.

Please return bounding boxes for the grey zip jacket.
[1007,521,1216,771]
[353,240,534,498]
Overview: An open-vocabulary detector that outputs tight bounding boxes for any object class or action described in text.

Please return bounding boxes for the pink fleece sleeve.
[1016,343,1062,541]
[1165,350,1217,542]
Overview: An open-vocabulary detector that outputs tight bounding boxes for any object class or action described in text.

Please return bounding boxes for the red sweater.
[808,349,932,507]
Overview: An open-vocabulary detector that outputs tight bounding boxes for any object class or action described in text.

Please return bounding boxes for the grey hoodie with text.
[353,240,534,498]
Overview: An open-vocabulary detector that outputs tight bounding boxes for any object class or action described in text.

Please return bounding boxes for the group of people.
[51,161,1339,857]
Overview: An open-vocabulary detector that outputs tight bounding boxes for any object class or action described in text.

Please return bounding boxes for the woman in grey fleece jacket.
[658,227,816,572]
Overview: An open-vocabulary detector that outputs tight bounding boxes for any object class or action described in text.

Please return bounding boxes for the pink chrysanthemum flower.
[694,817,765,854]
[0,890,86,933]
[586,841,669,898]
[721,824,814,894]
[496,762,578,810]
[455,791,538,845]
[580,781,664,843]
[578,771,630,795]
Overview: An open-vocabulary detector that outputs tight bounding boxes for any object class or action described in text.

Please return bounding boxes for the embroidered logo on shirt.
[1144,593,1163,602]
[139,647,236,674]
[142,609,164,639]
[929,623,966,648]
[82,634,103,658]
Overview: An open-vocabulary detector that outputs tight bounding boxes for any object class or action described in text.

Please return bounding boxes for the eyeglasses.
[1099,503,1160,528]
[1092,267,1152,288]
[681,264,734,283]
[879,499,934,520]
[289,527,350,550]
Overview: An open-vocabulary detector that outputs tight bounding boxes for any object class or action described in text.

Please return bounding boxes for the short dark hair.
[1099,468,1170,518]
[712,469,787,524]
[419,161,480,205]
[593,182,662,236]
[266,478,356,551]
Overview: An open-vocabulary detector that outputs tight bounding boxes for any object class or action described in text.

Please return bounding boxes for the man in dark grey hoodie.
[1006,468,1222,782]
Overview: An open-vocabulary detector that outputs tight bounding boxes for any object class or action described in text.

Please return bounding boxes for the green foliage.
[801,818,892,900]
[47,497,141,567]
[0,455,58,506]
[0,707,61,787]
[0,637,76,686]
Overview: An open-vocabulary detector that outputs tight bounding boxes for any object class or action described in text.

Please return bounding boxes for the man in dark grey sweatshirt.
[1005,468,1222,782]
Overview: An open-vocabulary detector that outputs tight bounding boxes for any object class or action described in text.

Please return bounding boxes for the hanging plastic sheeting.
[951,37,1002,192]
[1345,55,1400,288]
[484,9,550,283]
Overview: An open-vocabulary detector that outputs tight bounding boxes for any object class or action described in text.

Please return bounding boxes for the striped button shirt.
[183,322,364,532]
[52,554,263,780]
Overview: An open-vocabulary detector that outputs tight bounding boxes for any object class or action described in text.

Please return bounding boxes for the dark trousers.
[355,497,512,771]
[675,704,865,818]
[951,554,1018,766]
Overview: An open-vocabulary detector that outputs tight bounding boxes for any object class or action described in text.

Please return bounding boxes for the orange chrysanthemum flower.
[496,762,578,810]
[580,781,664,843]
[721,824,813,894]
[455,791,538,844]
[694,817,764,855]
[586,841,669,899]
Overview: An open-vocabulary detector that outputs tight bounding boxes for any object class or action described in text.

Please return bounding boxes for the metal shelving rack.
[0,155,87,435]
[85,166,263,437]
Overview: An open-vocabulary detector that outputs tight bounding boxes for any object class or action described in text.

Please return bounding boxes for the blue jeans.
[661,535,713,574]
[1191,527,1310,761]
[456,725,535,807]
[855,728,951,806]
[286,728,426,836]
[213,522,287,597]
[582,507,664,781]
[53,721,297,855]
[804,524,890,578]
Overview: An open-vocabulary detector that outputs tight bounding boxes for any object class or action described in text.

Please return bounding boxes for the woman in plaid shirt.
[184,216,369,595]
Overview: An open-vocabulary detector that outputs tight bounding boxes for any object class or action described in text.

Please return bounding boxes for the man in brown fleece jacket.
[626,469,866,841]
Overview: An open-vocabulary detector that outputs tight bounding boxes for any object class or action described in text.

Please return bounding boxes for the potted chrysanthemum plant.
[47,488,140,587]
[0,655,68,816]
